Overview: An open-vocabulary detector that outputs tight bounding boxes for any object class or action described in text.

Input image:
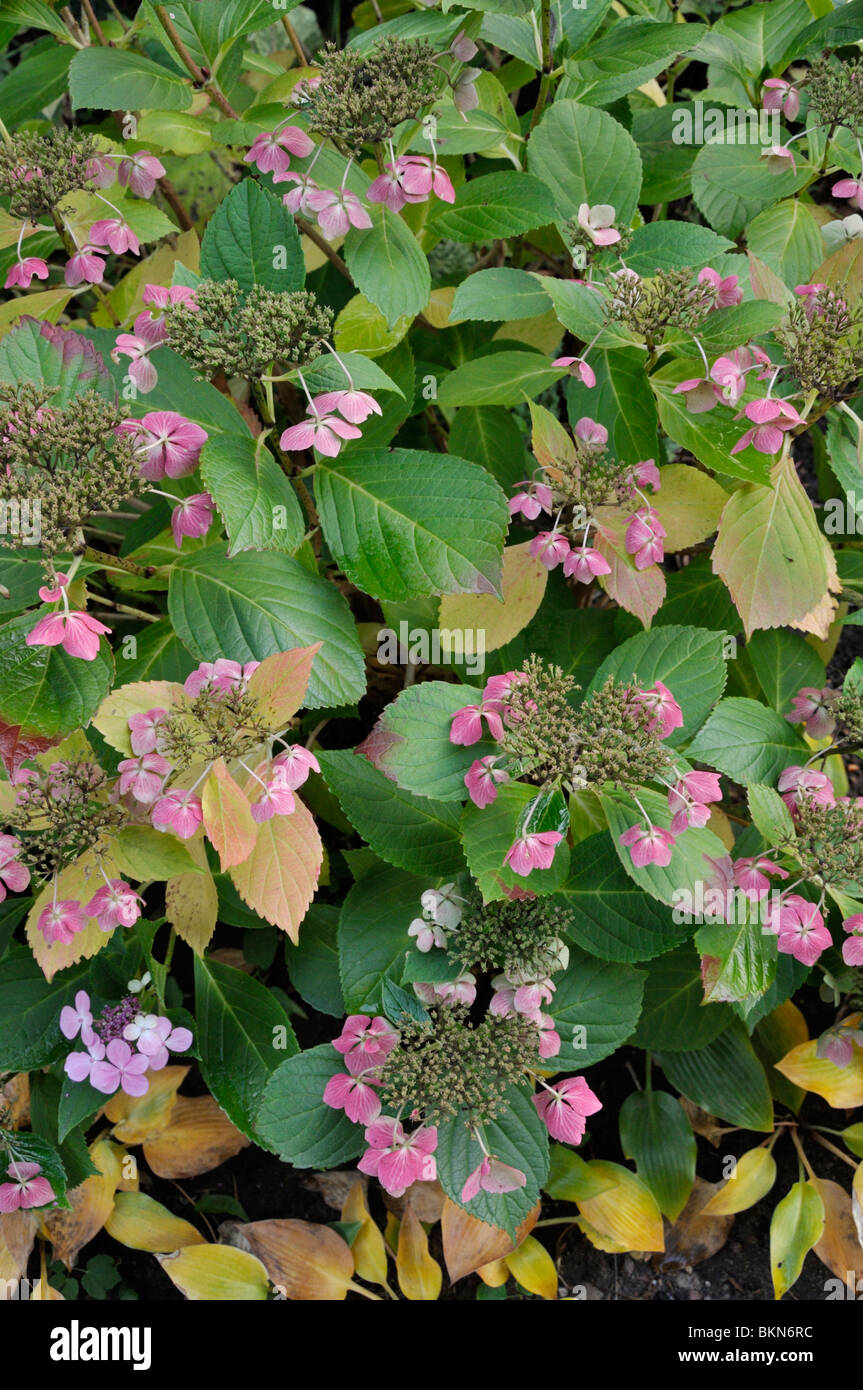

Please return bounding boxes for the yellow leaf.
[246,644,321,727]
[576,1161,665,1253]
[104,1066,188,1143]
[493,308,562,355]
[700,1148,778,1216]
[504,1234,557,1299]
[230,789,322,943]
[92,679,185,755]
[438,543,548,655]
[342,1181,388,1287]
[42,1139,121,1270]
[25,844,124,981]
[774,1037,863,1108]
[202,758,257,870]
[651,464,728,551]
[234,1219,354,1300]
[142,1096,249,1179]
[426,285,459,328]
[396,1204,442,1301]
[476,1258,509,1287]
[852,1161,863,1250]
[576,1216,630,1253]
[0,288,73,339]
[30,1282,65,1299]
[157,1244,270,1300]
[165,836,218,955]
[770,1180,824,1299]
[0,1211,37,1285]
[106,1192,206,1253]
[529,399,575,473]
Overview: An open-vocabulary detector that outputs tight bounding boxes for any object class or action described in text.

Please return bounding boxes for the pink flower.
[117,753,170,804]
[184,658,258,698]
[408,916,448,952]
[244,125,313,176]
[450,699,504,745]
[306,187,372,239]
[311,389,381,425]
[171,493,215,548]
[619,823,675,868]
[111,333,158,393]
[37,899,86,944]
[60,990,93,1041]
[323,1070,382,1125]
[504,830,564,876]
[731,397,805,456]
[432,971,477,1006]
[116,151,165,198]
[85,880,142,932]
[461,1156,527,1202]
[85,154,116,188]
[765,895,832,966]
[121,411,208,480]
[128,708,167,756]
[272,744,320,789]
[533,1076,601,1145]
[124,1013,193,1070]
[710,354,747,406]
[563,545,611,583]
[538,1012,561,1059]
[668,771,722,835]
[552,356,596,387]
[275,171,321,216]
[136,283,198,344]
[88,218,140,256]
[833,178,863,210]
[64,247,105,286]
[4,257,49,289]
[631,459,661,492]
[27,610,111,661]
[672,376,718,414]
[634,681,683,739]
[332,1015,397,1075]
[762,79,800,121]
[530,530,571,570]
[0,1161,54,1213]
[794,283,828,319]
[367,162,413,213]
[842,915,863,967]
[64,1034,106,1082]
[760,144,797,174]
[698,267,743,308]
[0,835,29,901]
[464,755,509,808]
[777,764,835,814]
[577,202,620,246]
[509,481,553,520]
[357,1119,437,1197]
[279,410,362,458]
[574,416,608,447]
[786,686,837,741]
[398,156,455,204]
[151,789,203,839]
[250,775,296,823]
[733,855,788,897]
[625,507,665,570]
[90,1039,150,1097]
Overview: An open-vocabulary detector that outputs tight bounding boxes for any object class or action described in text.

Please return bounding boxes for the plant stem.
[528,0,554,135]
[810,1131,858,1169]
[82,0,109,45]
[82,545,151,576]
[280,16,307,66]
[296,216,353,281]
[153,4,240,120]
[159,177,195,231]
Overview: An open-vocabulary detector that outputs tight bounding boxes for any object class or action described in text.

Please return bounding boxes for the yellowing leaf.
[342,1181,388,1287]
[230,790,322,944]
[157,1244,270,1300]
[529,399,575,473]
[503,1234,557,1299]
[425,285,459,329]
[770,1180,824,1300]
[106,1191,206,1253]
[235,1219,354,1300]
[651,463,728,550]
[142,1096,249,1178]
[713,452,840,639]
[594,504,666,628]
[661,1178,733,1269]
[476,1258,509,1287]
[26,845,123,982]
[247,644,321,727]
[92,679,184,755]
[438,543,548,654]
[811,1178,863,1284]
[0,288,73,339]
[700,1147,777,1216]
[396,1204,442,1301]
[202,758,257,870]
[441,1197,540,1284]
[575,1161,665,1253]
[104,1065,189,1143]
[576,1216,630,1253]
[165,836,218,955]
[42,1139,121,1270]
[774,1038,863,1108]
[0,1211,37,1284]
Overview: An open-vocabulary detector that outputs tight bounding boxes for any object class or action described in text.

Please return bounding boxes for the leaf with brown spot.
[812,1178,863,1283]
[441,1196,540,1283]
[142,1095,249,1178]
[679,1098,724,1147]
[104,1066,188,1143]
[656,1177,734,1271]
[42,1139,121,1269]
[233,1219,354,1300]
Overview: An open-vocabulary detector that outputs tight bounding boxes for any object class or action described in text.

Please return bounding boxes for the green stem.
[528,0,553,135]
[153,4,239,119]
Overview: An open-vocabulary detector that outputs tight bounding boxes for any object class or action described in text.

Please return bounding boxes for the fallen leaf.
[42,1138,121,1269]
[441,1197,540,1284]
[812,1178,863,1283]
[106,1191,206,1253]
[342,1181,388,1287]
[142,1096,249,1178]
[104,1066,188,1143]
[157,1244,270,1300]
[504,1233,557,1299]
[383,1178,445,1224]
[232,1219,354,1300]
[775,1037,863,1108]
[656,1177,734,1270]
[397,1203,442,1301]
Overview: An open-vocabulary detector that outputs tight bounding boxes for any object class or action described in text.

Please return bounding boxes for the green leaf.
[337,862,427,1013]
[601,787,729,907]
[69,46,194,113]
[199,179,304,293]
[555,835,687,963]
[0,610,113,737]
[435,1086,549,1237]
[200,431,305,557]
[588,624,727,746]
[536,274,608,342]
[461,781,570,901]
[255,1043,365,1168]
[692,134,812,239]
[430,172,557,242]
[113,618,196,685]
[0,948,91,1072]
[633,944,734,1051]
[688,697,808,785]
[0,318,113,407]
[747,783,795,846]
[315,448,508,602]
[770,1181,824,1299]
[168,543,365,709]
[448,405,530,494]
[450,268,551,324]
[527,99,642,223]
[746,199,823,291]
[0,45,72,125]
[319,748,465,878]
[112,825,203,882]
[356,680,492,801]
[89,330,247,439]
[565,348,660,465]
[194,955,297,1144]
[284,904,344,1018]
[619,1090,696,1221]
[745,629,825,716]
[624,221,734,276]
[438,351,566,407]
[548,947,644,1068]
[651,359,772,485]
[343,205,430,329]
[695,914,778,1010]
[57,1073,105,1146]
[656,1020,774,1132]
[563,18,704,107]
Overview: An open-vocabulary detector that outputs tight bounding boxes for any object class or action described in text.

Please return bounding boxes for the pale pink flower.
[272,744,320,790]
[764,895,831,966]
[121,411,207,479]
[323,1070,382,1125]
[563,545,610,583]
[136,284,198,344]
[668,771,722,835]
[85,880,142,932]
[244,125,313,176]
[408,916,448,952]
[0,1161,54,1213]
[760,144,796,175]
[357,1119,437,1197]
[398,155,455,203]
[111,333,158,393]
[90,1039,150,1097]
[786,686,837,741]
[60,990,93,1041]
[171,492,215,548]
[461,1156,526,1202]
[116,151,166,198]
[250,776,295,823]
[27,610,110,661]
[64,247,105,286]
[698,267,743,308]
[731,397,804,456]
[538,1012,561,1059]
[85,154,117,188]
[533,1076,601,1145]
[631,459,661,491]
[37,899,86,944]
[634,680,682,739]
[306,187,372,239]
[464,755,509,808]
[183,658,258,698]
[450,31,478,62]
[672,376,718,414]
[619,823,675,868]
[842,914,863,967]
[5,257,49,289]
[117,753,170,804]
[151,789,203,839]
[450,698,504,745]
[279,410,362,457]
[332,1015,397,1075]
[367,162,413,213]
[275,171,321,216]
[311,390,381,424]
[552,356,596,387]
[762,79,800,120]
[124,1014,192,1070]
[530,530,571,570]
[625,507,665,570]
[434,971,477,1006]
[64,1034,106,1082]
[833,177,863,210]
[504,830,563,876]
[88,218,139,256]
[710,354,747,406]
[574,416,608,446]
[577,202,620,246]
[509,481,553,520]
[128,708,167,756]
[777,764,835,813]
[0,835,29,900]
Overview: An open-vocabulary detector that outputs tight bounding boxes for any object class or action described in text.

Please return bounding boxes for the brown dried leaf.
[811,1178,863,1283]
[233,1219,354,1300]
[679,1097,724,1147]
[304,1169,368,1210]
[441,1197,540,1284]
[1,1072,30,1129]
[0,1210,37,1284]
[142,1095,249,1178]
[383,1178,445,1224]
[42,1139,121,1270]
[654,1177,734,1272]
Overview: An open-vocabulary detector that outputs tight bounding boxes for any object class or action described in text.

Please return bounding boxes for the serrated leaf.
[255,1043,365,1168]
[343,205,430,328]
[527,99,642,223]
[200,432,305,556]
[430,172,557,242]
[199,178,304,293]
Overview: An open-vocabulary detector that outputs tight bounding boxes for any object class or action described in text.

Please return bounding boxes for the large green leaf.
[343,205,430,328]
[548,947,644,1068]
[746,199,822,291]
[692,134,812,239]
[624,221,734,276]
[356,680,492,801]
[199,178,304,293]
[337,861,428,1013]
[527,99,642,222]
[450,269,552,324]
[200,432,305,557]
[745,629,825,716]
[315,449,509,601]
[167,543,365,709]
[435,1085,549,1237]
[563,18,704,107]
[255,1043,365,1168]
[619,1089,696,1221]
[430,172,558,242]
[632,944,734,1051]
[0,610,113,737]
[194,956,297,1145]
[0,318,113,407]
[695,914,778,1014]
[601,787,729,908]
[565,348,660,465]
[70,46,194,113]
[687,697,808,785]
[555,835,686,963]
[588,624,727,746]
[284,903,344,1018]
[0,46,72,125]
[437,351,566,407]
[0,948,91,1071]
[461,781,570,901]
[656,1020,774,1132]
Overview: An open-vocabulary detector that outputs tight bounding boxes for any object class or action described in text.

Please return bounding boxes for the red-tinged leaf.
[593,505,666,629]
[25,844,124,981]
[229,787,322,943]
[0,717,61,777]
[246,644,321,728]
[528,399,575,472]
[201,758,257,870]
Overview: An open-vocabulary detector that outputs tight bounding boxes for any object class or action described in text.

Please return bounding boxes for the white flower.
[128,971,152,994]
[408,918,448,953]
[420,883,464,930]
